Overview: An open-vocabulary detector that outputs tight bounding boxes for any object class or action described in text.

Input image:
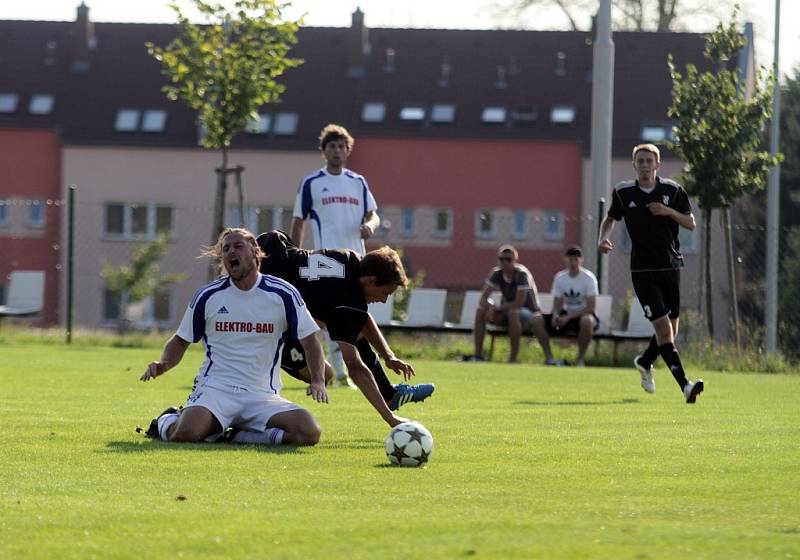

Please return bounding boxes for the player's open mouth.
[230,257,240,268]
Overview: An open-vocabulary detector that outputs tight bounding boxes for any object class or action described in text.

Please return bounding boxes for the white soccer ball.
[385,421,434,467]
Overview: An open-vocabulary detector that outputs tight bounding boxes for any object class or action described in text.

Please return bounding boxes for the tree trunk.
[704,207,715,339]
[723,207,741,349]
[235,165,246,228]
[209,147,229,280]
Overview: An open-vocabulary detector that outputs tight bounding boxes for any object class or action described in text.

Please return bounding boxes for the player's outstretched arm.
[140,334,190,382]
[340,342,408,427]
[361,314,414,380]
[299,333,329,404]
[597,216,617,254]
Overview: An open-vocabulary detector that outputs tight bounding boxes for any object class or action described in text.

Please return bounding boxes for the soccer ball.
[385,422,434,467]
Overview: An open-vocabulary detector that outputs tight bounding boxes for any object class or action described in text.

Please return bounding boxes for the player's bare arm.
[290,217,305,248]
[360,210,380,240]
[361,314,414,380]
[647,203,696,230]
[597,215,617,253]
[339,341,408,427]
[299,332,329,403]
[140,334,190,381]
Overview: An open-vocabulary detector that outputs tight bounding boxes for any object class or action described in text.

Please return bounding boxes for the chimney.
[346,7,370,78]
[71,2,95,72]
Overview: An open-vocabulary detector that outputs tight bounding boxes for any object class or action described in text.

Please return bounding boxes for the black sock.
[640,336,660,367]
[658,342,688,389]
[356,338,396,401]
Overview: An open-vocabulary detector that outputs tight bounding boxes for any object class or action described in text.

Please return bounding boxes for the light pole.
[765,0,781,353]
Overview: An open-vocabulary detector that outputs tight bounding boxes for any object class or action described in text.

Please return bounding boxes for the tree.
[147,0,303,248]
[495,0,740,32]
[102,234,187,332]
[667,7,780,339]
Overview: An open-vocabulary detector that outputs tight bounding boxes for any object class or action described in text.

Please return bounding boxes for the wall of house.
[60,146,320,330]
[0,128,61,325]
[350,137,584,291]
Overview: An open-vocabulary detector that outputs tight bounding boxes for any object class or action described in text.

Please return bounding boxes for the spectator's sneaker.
[219,426,241,443]
[335,376,358,390]
[634,355,655,394]
[462,355,485,362]
[137,406,181,438]
[387,383,436,411]
[544,358,565,366]
[684,379,704,403]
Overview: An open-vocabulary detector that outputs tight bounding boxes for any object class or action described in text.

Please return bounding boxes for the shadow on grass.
[318,438,380,450]
[104,440,303,454]
[514,398,641,407]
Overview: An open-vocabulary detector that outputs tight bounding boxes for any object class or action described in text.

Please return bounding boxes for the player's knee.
[168,425,203,443]
[297,421,322,446]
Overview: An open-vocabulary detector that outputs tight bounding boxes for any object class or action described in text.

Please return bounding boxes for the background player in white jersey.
[290,124,381,388]
[549,246,599,367]
[598,143,704,403]
[140,228,328,445]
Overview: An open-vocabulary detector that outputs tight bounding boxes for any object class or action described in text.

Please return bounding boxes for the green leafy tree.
[102,234,187,332]
[147,0,303,245]
[667,7,781,338]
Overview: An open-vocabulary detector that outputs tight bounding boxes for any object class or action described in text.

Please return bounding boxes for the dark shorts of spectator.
[491,307,540,331]
[544,310,600,336]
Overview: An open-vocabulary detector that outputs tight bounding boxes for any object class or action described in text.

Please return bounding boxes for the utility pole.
[765,0,781,353]
[589,0,614,291]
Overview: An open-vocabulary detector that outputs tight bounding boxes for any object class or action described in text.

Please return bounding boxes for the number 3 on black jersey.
[299,254,346,281]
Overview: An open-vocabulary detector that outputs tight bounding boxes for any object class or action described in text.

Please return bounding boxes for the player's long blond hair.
[201,228,265,276]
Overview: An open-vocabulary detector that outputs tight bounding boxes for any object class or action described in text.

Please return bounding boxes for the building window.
[103,288,122,322]
[273,112,298,135]
[432,208,453,238]
[29,94,55,115]
[245,114,271,134]
[512,210,528,239]
[361,103,386,123]
[481,106,506,124]
[26,200,45,229]
[114,109,140,132]
[475,208,496,239]
[141,110,167,132]
[430,104,456,124]
[550,105,576,124]
[0,200,9,226]
[0,94,18,113]
[104,203,174,239]
[399,106,426,122]
[641,123,673,143]
[543,210,565,241]
[400,208,416,237]
[511,104,538,126]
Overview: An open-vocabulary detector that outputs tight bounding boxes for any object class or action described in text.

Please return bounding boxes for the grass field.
[1,341,799,559]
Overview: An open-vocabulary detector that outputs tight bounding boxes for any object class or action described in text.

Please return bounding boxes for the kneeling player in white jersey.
[139,228,328,446]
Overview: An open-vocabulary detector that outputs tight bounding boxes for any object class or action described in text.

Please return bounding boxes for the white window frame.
[141,110,167,132]
[430,104,456,124]
[361,102,386,123]
[432,208,453,238]
[512,210,529,239]
[29,94,55,115]
[0,94,19,113]
[26,200,45,229]
[114,109,141,132]
[475,208,496,239]
[400,208,416,237]
[543,210,565,241]
[399,106,426,122]
[481,106,506,124]
[246,114,271,134]
[550,105,576,124]
[104,202,175,240]
[273,112,299,135]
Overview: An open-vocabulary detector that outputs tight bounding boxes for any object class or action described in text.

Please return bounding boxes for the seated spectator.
[471,244,557,364]
[549,246,599,367]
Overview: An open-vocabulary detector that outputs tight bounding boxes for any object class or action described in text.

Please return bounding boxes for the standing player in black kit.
[257,230,435,426]
[597,144,704,403]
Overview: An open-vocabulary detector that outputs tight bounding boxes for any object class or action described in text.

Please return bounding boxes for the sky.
[5,0,799,79]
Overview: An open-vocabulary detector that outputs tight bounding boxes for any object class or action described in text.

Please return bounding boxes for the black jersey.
[607,177,692,272]
[257,230,368,346]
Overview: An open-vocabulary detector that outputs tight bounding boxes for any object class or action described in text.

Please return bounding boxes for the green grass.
[1,342,799,559]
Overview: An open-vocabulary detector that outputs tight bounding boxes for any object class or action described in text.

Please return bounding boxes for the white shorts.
[184,380,302,432]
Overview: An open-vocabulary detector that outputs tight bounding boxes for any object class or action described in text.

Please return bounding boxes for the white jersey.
[176,273,319,394]
[550,268,599,314]
[293,167,378,255]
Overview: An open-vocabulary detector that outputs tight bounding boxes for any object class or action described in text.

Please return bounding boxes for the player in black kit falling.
[597,144,704,403]
[257,230,435,427]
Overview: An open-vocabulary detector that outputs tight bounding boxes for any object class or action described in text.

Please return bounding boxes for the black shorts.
[280,339,308,381]
[545,310,599,336]
[631,269,680,321]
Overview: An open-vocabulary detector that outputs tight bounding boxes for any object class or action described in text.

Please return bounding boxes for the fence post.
[66,185,76,344]
[596,197,606,294]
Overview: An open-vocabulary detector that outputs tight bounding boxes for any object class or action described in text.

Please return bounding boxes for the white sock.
[157,413,179,441]
[231,427,285,445]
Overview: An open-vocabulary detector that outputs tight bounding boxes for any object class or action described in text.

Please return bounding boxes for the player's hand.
[140,361,166,382]
[307,381,329,404]
[646,202,672,217]
[598,238,613,254]
[386,357,415,380]
[360,223,374,239]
